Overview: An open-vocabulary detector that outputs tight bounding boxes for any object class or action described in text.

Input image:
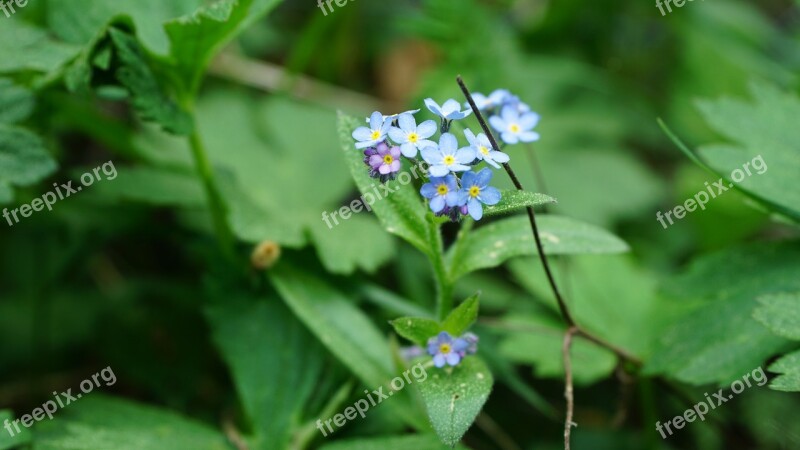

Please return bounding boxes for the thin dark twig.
[563,326,578,450]
[456,75,642,367]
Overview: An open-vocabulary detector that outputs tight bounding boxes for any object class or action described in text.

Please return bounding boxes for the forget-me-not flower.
[365,109,421,124]
[466,89,510,111]
[420,174,459,213]
[489,106,540,145]
[421,133,475,177]
[352,111,392,149]
[464,129,509,169]
[366,142,401,178]
[388,113,437,158]
[424,98,473,121]
[427,331,469,368]
[457,168,501,220]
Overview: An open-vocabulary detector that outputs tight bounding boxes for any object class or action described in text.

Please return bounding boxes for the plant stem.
[188,129,236,261]
[562,326,578,450]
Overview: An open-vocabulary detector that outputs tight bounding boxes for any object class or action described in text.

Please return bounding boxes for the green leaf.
[482,190,555,217]
[269,264,393,387]
[0,125,58,196]
[417,357,493,447]
[338,112,432,255]
[319,434,469,450]
[0,21,81,74]
[391,317,441,347]
[0,79,34,124]
[92,166,206,207]
[442,293,479,336]
[206,294,325,449]
[109,28,193,135]
[307,213,396,275]
[768,350,800,392]
[753,293,800,340]
[448,215,629,281]
[0,410,31,450]
[33,396,230,450]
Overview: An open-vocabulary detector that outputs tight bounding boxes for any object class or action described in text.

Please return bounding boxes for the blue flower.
[352,111,392,149]
[457,168,501,220]
[388,113,437,158]
[421,133,475,177]
[420,174,459,213]
[503,94,531,114]
[427,331,469,368]
[464,129,509,169]
[424,98,473,121]
[365,109,421,124]
[466,89,510,111]
[489,106,540,145]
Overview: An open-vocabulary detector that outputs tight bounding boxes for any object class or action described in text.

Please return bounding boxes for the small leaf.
[0,79,35,124]
[753,293,800,340]
[337,112,432,255]
[448,215,629,281]
[442,293,480,336]
[417,357,493,447]
[768,350,800,392]
[391,317,441,347]
[0,125,58,195]
[483,190,555,217]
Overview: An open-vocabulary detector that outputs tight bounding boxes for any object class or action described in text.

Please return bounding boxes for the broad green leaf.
[0,125,57,193]
[92,166,205,207]
[338,112,432,255]
[0,183,11,204]
[753,293,800,340]
[0,79,34,124]
[768,350,800,392]
[416,356,493,447]
[33,396,230,450]
[109,28,193,135]
[206,295,325,450]
[0,21,80,74]
[307,213,395,275]
[442,294,479,336]
[391,317,441,346]
[0,410,31,450]
[269,264,393,387]
[448,215,629,281]
[319,434,469,450]
[482,190,555,217]
[497,314,616,385]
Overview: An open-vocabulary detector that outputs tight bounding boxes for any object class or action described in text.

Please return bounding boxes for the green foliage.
[754,293,800,341]
[0,125,57,203]
[319,434,468,450]
[441,294,479,336]
[391,293,479,346]
[416,357,494,448]
[767,351,800,392]
[482,190,555,217]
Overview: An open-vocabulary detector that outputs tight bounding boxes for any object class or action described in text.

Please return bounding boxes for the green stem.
[188,129,236,261]
[430,223,452,321]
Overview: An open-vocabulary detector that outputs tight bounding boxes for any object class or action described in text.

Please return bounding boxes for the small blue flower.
[427,331,469,368]
[461,332,479,356]
[466,89,510,111]
[365,109,421,124]
[457,168,501,220]
[352,111,392,149]
[503,94,531,114]
[489,106,540,145]
[424,98,473,121]
[464,129,509,169]
[421,133,475,177]
[388,113,437,158]
[420,174,459,213]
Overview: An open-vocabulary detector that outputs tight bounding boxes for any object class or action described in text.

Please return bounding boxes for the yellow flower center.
[469,186,480,198]
[443,155,455,165]
[371,130,381,140]
[509,123,520,133]
[408,132,419,143]
[436,184,449,195]
[383,154,394,164]
[439,343,452,354]
[479,145,489,155]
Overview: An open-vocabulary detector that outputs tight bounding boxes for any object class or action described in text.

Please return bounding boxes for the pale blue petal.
[445,352,461,366]
[453,338,469,352]
[433,354,446,368]
[380,117,393,133]
[398,112,415,131]
[519,131,540,142]
[429,165,450,177]
[468,199,483,220]
[416,139,436,150]
[388,127,406,143]
[489,115,506,132]
[369,111,383,129]
[481,186,501,205]
[519,112,540,129]
[446,191,462,206]
[501,131,519,145]
[416,120,437,138]
[461,170,477,187]
[455,147,476,164]
[449,163,471,172]
[444,174,458,191]
[492,151,510,163]
[352,127,373,141]
[355,140,376,149]
[463,128,477,146]
[420,182,438,199]
[424,98,442,116]
[421,146,442,164]
[400,142,417,158]
[475,167,493,187]
[439,133,458,154]
[442,99,461,116]
[430,196,445,213]
[500,105,517,123]
[484,157,501,169]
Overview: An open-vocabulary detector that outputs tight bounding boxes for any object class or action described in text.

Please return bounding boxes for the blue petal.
[463,128,477,146]
[455,147,476,164]
[453,338,469,352]
[456,190,470,205]
[475,167,493,187]
[439,133,457,154]
[430,195,445,213]
[437,331,452,344]
[369,111,383,129]
[433,354,446,368]
[398,112,415,131]
[356,140,378,149]
[352,127,373,141]
[445,352,461,366]
[492,151,510,163]
[444,174,458,191]
[446,191,463,207]
[380,117,393,134]
[388,127,406,144]
[489,115,506,132]
[483,157,501,169]
[519,112,540,129]
[461,170,477,187]
[400,142,417,158]
[500,105,518,123]
[480,186,501,205]
[519,131,540,142]
[429,165,450,177]
[468,199,483,220]
[442,99,461,116]
[424,98,442,116]
[420,146,442,165]
[449,164,471,172]
[416,120,437,138]
[501,131,519,145]
[449,110,472,120]
[420,182,438,199]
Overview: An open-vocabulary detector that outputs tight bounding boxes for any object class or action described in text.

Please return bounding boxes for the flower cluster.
[427,331,478,368]
[353,92,538,221]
